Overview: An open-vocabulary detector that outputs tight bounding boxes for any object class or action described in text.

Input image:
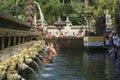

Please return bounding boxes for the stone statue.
[104,9,112,26]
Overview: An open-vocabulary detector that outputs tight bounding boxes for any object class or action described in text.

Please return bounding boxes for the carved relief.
[115,1,120,35]
[24,0,36,31]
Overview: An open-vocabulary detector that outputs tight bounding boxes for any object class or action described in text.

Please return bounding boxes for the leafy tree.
[70,1,85,24]
[0,0,25,20]
[41,0,62,24]
[0,0,117,25]
[93,0,116,22]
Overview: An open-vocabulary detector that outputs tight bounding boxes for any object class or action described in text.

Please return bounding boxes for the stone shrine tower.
[24,0,36,31]
[63,16,72,35]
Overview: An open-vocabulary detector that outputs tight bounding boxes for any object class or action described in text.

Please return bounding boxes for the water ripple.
[43,67,54,70]
[41,73,54,77]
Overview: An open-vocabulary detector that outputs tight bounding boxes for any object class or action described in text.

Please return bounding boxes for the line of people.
[105,31,120,79]
[105,31,120,59]
[46,31,83,38]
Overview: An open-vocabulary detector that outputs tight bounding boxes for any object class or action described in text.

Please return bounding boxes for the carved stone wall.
[115,1,120,35]
[0,35,33,50]
[24,0,36,31]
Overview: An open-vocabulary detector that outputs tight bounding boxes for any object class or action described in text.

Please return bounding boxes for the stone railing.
[0,12,38,50]
[0,12,30,31]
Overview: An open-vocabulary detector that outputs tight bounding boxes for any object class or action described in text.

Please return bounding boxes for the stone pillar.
[26,36,29,42]
[13,36,16,45]
[1,36,5,50]
[10,36,14,46]
[16,36,18,45]
[28,36,30,41]
[24,37,26,42]
[8,36,11,47]
[26,36,28,42]
[27,36,30,42]
[22,37,25,43]
[30,36,32,41]
[3,36,8,48]
[18,36,21,44]
[25,36,28,42]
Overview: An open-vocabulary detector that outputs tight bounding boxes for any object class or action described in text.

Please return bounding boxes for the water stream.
[32,61,40,70]
[36,56,43,64]
[28,67,39,79]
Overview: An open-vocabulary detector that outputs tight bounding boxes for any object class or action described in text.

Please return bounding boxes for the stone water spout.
[24,58,33,64]
[7,73,22,80]
[0,40,51,80]
[24,55,40,70]
[17,63,28,71]
[19,66,39,80]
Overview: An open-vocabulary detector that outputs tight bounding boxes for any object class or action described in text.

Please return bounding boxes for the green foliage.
[0,0,117,25]
[0,0,25,20]
[93,0,116,21]
[70,2,85,24]
[0,0,16,14]
[42,0,62,24]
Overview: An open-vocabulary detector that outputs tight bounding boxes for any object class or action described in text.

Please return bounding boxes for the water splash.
[28,67,38,79]
[43,67,54,70]
[21,77,26,80]
[39,50,48,56]
[32,61,40,70]
[46,63,55,66]
[36,57,42,64]
[41,73,54,77]
[34,1,46,32]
